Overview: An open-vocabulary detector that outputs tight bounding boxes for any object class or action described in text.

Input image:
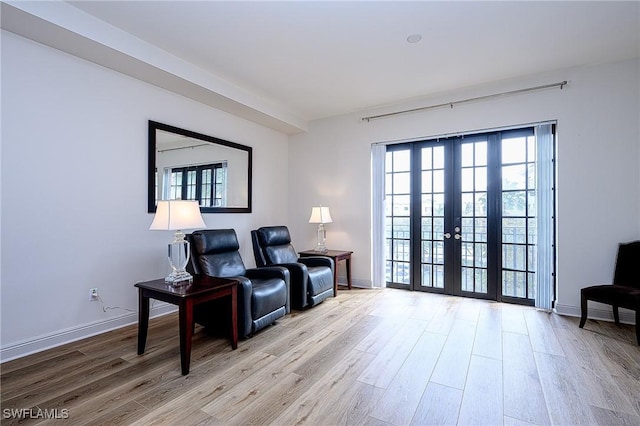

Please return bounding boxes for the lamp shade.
[309,206,333,224]
[149,200,206,231]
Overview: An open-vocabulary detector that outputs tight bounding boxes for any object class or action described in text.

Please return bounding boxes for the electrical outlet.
[90,288,99,300]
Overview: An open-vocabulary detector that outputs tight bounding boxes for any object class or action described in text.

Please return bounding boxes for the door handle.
[444,233,451,239]
[454,234,461,240]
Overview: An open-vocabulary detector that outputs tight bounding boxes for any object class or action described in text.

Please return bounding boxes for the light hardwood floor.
[2,288,639,425]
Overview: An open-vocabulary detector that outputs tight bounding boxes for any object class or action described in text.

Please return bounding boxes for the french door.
[385,128,545,304]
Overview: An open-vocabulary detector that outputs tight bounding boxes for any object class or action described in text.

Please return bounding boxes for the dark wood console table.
[135,275,238,375]
[299,249,353,296]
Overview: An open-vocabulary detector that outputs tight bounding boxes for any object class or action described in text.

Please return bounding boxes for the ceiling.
[64,1,639,122]
[2,1,637,132]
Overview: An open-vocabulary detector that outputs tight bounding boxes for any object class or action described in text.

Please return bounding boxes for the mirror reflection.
[148,121,252,213]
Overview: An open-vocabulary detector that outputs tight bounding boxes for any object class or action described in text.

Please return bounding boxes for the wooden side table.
[299,249,353,296]
[135,275,238,375]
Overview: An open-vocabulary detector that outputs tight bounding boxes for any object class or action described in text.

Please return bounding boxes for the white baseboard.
[0,304,177,363]
[554,303,635,325]
[337,277,372,289]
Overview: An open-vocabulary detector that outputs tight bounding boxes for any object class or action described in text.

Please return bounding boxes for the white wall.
[289,59,640,318]
[0,31,289,360]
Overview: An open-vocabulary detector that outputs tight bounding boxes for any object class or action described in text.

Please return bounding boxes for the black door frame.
[386,127,542,305]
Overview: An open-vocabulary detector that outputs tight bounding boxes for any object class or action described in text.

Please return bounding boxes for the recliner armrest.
[227,276,253,339]
[245,266,291,313]
[245,266,289,282]
[262,262,309,310]
[246,266,291,313]
[298,256,334,273]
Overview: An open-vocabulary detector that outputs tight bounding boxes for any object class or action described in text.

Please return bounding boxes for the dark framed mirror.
[148,121,252,213]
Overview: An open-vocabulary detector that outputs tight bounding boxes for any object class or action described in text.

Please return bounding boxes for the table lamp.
[150,200,206,286]
[309,206,333,252]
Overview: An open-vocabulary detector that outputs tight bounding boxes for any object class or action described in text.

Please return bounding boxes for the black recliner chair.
[251,226,334,310]
[187,229,289,339]
[579,240,640,345]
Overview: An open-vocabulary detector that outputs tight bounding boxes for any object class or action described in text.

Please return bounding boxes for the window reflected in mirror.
[148,121,252,213]
[159,161,227,207]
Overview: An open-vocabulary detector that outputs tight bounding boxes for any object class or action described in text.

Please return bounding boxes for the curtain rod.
[157,143,210,153]
[361,80,568,122]
[371,119,558,147]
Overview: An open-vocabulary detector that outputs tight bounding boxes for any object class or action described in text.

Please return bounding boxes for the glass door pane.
[385,148,411,286]
[501,134,537,301]
[458,139,489,295]
[420,145,446,289]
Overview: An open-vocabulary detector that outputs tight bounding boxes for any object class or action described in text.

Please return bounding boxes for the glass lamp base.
[165,270,193,287]
[316,223,328,252]
[166,233,192,287]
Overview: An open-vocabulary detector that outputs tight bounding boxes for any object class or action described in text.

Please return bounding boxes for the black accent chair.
[251,226,334,310]
[579,240,640,345]
[187,229,290,339]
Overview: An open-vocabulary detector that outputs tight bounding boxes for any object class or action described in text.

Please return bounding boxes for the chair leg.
[579,293,588,328]
[613,306,620,325]
[635,309,639,346]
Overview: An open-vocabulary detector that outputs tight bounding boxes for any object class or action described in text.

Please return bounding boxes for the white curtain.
[371,143,386,288]
[535,123,554,309]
